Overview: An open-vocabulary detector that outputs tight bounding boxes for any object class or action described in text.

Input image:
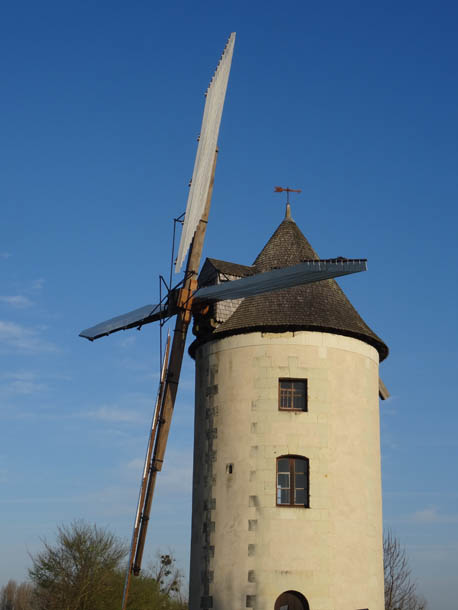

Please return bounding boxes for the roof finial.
[274,186,301,221]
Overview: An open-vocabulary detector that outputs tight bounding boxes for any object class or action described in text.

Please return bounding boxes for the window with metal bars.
[279,379,307,411]
[276,456,309,507]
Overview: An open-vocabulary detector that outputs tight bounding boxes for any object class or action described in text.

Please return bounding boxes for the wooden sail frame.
[175,33,235,273]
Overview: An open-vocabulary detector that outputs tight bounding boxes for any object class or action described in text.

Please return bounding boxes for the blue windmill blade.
[79,302,169,341]
[192,259,367,303]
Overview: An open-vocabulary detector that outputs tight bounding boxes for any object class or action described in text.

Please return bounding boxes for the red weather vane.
[274,186,301,204]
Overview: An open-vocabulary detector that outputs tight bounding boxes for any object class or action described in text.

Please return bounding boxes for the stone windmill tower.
[189,204,389,610]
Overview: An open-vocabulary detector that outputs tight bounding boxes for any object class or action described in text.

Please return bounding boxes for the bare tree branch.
[384,530,427,610]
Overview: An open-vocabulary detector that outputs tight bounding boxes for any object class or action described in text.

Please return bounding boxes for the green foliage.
[29,521,126,610]
[26,521,187,610]
[107,566,187,610]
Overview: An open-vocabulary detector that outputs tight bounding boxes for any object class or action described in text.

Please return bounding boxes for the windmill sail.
[193,259,367,303]
[118,38,229,606]
[174,32,236,273]
[78,260,367,342]
[79,303,167,341]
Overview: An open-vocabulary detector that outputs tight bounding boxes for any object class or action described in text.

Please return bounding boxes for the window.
[279,379,307,411]
[276,456,309,507]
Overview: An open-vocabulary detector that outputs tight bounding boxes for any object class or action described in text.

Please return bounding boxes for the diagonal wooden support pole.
[121,150,218,610]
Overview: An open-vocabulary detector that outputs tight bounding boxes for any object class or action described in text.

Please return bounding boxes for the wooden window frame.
[276,456,310,508]
[278,378,308,412]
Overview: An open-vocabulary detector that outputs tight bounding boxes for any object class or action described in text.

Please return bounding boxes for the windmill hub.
[176,278,198,324]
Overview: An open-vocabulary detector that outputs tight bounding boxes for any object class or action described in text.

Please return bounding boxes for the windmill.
[79,33,369,609]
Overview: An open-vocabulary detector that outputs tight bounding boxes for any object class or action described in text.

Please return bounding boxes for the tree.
[28,521,187,610]
[29,521,126,610]
[110,563,187,610]
[0,580,34,610]
[384,531,427,610]
[150,553,183,598]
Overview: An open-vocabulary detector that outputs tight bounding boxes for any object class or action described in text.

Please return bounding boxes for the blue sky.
[1,1,458,608]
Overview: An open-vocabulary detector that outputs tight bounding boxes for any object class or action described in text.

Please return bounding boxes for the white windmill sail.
[175,32,236,273]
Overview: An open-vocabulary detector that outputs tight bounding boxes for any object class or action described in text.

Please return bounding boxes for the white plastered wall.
[189,331,384,610]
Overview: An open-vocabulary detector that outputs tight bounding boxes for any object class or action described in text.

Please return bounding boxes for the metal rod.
[170,219,177,291]
[159,276,163,382]
[168,213,184,290]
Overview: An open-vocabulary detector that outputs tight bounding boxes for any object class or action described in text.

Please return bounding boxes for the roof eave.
[189,323,389,362]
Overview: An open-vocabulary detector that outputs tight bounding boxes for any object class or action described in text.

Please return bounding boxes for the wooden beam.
[132,150,218,575]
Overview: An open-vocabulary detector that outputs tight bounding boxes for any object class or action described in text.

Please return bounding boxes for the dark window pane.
[293,396,305,410]
[295,473,306,489]
[280,395,289,409]
[295,488,305,505]
[295,458,307,473]
[277,473,290,488]
[279,488,290,504]
[277,458,290,472]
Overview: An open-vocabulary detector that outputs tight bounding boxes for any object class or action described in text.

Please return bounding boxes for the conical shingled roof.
[211,211,388,361]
